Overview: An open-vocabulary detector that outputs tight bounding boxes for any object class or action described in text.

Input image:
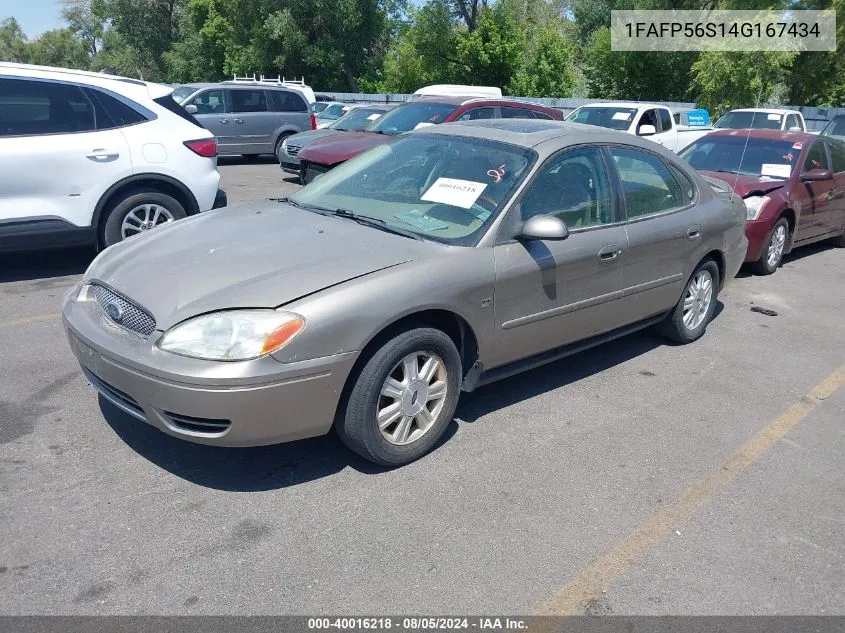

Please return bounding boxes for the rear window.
[368,102,459,135]
[566,107,637,130]
[153,95,205,129]
[680,136,799,180]
[715,111,782,130]
[271,89,308,113]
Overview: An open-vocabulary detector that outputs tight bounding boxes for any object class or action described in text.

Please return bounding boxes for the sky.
[1,0,64,38]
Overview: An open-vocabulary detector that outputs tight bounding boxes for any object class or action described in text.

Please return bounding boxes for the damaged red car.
[680,129,845,274]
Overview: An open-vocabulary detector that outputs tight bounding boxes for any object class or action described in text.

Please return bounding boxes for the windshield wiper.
[328,208,423,240]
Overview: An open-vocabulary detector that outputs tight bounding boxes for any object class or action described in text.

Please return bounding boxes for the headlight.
[744,195,770,221]
[158,310,305,361]
[281,137,288,150]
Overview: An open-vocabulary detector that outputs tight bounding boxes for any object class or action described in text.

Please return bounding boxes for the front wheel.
[102,189,186,248]
[275,133,292,164]
[337,327,462,466]
[657,259,720,344]
[753,217,789,275]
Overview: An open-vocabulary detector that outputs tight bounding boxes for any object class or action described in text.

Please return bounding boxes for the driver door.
[488,146,628,370]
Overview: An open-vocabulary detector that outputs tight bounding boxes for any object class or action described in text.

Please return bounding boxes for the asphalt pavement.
[1,157,843,615]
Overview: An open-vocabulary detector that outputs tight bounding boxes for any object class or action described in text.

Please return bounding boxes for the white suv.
[0,63,226,251]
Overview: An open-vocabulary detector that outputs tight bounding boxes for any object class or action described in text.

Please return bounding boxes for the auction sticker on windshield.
[612,112,632,121]
[761,163,791,178]
[421,178,488,209]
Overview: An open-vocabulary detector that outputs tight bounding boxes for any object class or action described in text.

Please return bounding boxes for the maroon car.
[679,129,845,274]
[296,95,562,183]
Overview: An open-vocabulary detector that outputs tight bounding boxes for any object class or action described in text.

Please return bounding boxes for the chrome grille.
[286,144,301,157]
[91,284,156,337]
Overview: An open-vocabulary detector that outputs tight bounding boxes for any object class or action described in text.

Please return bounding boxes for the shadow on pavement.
[218,155,278,166]
[0,247,95,283]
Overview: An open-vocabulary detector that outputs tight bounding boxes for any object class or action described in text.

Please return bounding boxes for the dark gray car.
[280,104,393,174]
[178,83,314,159]
[63,119,747,466]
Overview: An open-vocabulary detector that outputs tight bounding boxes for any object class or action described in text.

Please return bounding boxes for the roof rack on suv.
[229,74,307,85]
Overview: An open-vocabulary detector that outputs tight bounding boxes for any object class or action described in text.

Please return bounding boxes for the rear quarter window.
[271,90,308,113]
[87,89,148,129]
[153,95,205,129]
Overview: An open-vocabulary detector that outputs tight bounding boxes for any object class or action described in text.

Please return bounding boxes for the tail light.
[184,138,218,158]
[310,112,317,130]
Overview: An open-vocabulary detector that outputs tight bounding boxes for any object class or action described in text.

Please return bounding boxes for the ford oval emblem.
[105,302,124,323]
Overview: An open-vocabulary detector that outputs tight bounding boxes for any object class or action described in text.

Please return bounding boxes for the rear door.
[226,87,277,154]
[0,76,132,229]
[270,89,312,133]
[184,88,233,151]
[608,146,703,323]
[823,140,845,235]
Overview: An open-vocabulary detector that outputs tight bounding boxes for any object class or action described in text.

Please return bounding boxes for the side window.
[659,109,673,131]
[0,78,95,136]
[501,106,535,119]
[637,109,659,134]
[86,89,147,128]
[520,147,614,228]
[785,114,800,130]
[187,89,226,115]
[804,142,829,172]
[457,107,496,121]
[533,111,554,120]
[668,164,696,204]
[272,90,308,113]
[610,147,685,218]
[827,141,845,173]
[229,89,268,113]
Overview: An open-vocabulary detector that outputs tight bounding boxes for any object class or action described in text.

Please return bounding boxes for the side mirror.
[184,104,198,114]
[802,168,833,182]
[518,215,569,241]
[638,124,657,136]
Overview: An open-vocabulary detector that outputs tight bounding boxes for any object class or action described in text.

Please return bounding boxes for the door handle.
[86,149,119,161]
[687,225,702,240]
[218,119,230,124]
[233,118,244,124]
[598,245,622,261]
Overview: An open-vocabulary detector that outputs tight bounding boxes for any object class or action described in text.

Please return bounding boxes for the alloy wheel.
[377,351,448,446]
[682,270,713,330]
[121,203,175,239]
[767,224,787,268]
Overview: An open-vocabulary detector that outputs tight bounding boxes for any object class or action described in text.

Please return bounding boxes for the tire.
[657,259,720,344]
[102,189,186,248]
[752,217,789,275]
[274,133,292,164]
[337,327,462,467]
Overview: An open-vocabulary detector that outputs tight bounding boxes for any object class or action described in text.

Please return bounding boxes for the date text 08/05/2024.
[307,617,528,630]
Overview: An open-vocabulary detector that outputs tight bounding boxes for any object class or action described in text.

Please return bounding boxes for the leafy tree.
[27,28,91,68]
[507,26,576,97]
[62,0,103,57]
[0,17,30,62]
[455,2,525,87]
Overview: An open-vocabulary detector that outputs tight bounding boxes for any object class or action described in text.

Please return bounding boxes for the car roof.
[0,62,171,100]
[729,108,800,115]
[413,118,658,150]
[705,128,818,143]
[576,102,659,109]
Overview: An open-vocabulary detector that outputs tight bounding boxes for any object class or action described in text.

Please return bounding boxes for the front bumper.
[744,219,773,262]
[212,188,227,209]
[62,286,357,447]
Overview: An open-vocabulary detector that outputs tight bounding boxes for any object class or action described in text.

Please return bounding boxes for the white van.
[413,84,503,98]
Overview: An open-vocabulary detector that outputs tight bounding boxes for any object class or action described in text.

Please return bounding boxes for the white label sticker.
[767,113,781,121]
[612,112,632,121]
[421,178,487,209]
[367,113,381,121]
[761,163,791,178]
[414,122,435,130]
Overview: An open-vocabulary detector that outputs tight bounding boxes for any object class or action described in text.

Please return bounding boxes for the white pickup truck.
[565,102,713,152]
[713,108,807,132]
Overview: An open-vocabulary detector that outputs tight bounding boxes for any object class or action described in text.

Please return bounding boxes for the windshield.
[715,111,782,130]
[317,103,348,120]
[565,107,637,130]
[289,134,535,245]
[368,102,459,135]
[821,116,845,141]
[332,108,387,132]
[171,86,197,103]
[680,136,799,180]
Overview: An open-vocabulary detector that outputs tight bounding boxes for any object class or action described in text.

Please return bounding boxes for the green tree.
[0,17,29,62]
[455,2,525,87]
[27,28,91,68]
[507,26,576,97]
[62,0,104,57]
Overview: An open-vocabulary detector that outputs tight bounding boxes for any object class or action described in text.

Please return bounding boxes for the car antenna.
[733,76,765,191]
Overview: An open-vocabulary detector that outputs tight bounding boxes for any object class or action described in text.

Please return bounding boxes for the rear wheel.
[337,327,461,467]
[657,259,720,344]
[102,189,186,248]
[753,217,789,275]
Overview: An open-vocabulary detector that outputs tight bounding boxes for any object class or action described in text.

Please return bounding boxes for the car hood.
[87,200,439,330]
[285,128,339,147]
[698,171,788,198]
[296,131,391,166]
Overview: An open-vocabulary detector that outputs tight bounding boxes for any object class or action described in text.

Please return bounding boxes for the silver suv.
[176,83,315,160]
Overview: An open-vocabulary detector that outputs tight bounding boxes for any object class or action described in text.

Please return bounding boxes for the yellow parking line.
[537,362,845,616]
[0,313,61,329]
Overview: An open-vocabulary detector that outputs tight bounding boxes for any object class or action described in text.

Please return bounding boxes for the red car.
[679,129,845,274]
[296,95,562,183]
